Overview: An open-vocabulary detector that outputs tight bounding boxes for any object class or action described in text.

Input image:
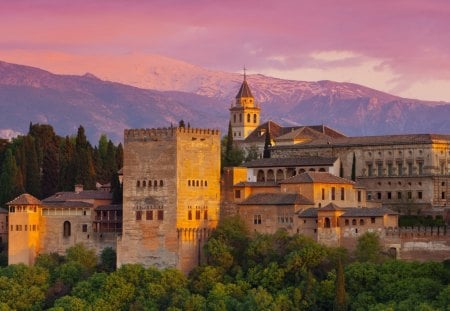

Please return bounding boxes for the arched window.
[188,180,191,186]
[276,169,284,181]
[324,218,331,228]
[319,168,326,172]
[359,219,365,226]
[257,170,265,182]
[247,114,250,123]
[267,169,275,181]
[63,221,71,237]
[345,219,349,226]
[253,114,257,123]
[233,114,236,123]
[136,180,140,187]
[239,114,242,122]
[196,180,199,187]
[148,180,152,187]
[143,180,146,187]
[160,180,164,187]
[309,168,316,172]
[205,180,208,187]
[299,169,306,173]
[352,219,357,225]
[188,210,192,220]
[154,180,158,187]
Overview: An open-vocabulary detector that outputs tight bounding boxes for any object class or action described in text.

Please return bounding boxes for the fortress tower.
[117,127,221,273]
[7,194,42,265]
[229,74,260,140]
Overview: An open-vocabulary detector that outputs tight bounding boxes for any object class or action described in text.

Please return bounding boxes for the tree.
[263,131,271,158]
[179,120,185,128]
[0,149,23,205]
[42,136,60,198]
[74,126,96,189]
[99,247,117,272]
[116,143,123,170]
[59,136,76,191]
[351,152,356,181]
[355,232,383,263]
[334,258,347,311]
[24,136,41,198]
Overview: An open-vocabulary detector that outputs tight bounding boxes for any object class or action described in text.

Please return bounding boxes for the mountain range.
[1,57,450,142]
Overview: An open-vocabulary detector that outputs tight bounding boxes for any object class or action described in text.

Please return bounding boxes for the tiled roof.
[275,126,329,141]
[298,208,318,217]
[43,190,112,202]
[280,172,354,185]
[7,193,42,205]
[298,207,398,218]
[242,121,284,144]
[234,181,279,187]
[341,207,398,217]
[239,193,313,205]
[275,134,450,150]
[42,201,93,208]
[235,79,254,98]
[242,156,338,168]
[321,202,343,211]
[96,204,123,211]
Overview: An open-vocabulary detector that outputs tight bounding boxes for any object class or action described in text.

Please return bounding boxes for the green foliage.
[355,232,384,263]
[351,152,356,181]
[99,247,117,272]
[263,130,272,158]
[334,259,347,311]
[221,126,245,169]
[66,243,98,273]
[399,215,446,227]
[0,149,23,206]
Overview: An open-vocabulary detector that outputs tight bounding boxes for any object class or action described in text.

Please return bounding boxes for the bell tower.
[229,69,260,141]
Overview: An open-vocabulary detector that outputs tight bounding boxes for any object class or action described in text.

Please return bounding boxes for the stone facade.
[117,127,220,274]
[271,135,450,214]
[7,190,119,266]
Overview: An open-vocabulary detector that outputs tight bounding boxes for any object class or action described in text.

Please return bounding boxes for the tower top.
[235,70,254,99]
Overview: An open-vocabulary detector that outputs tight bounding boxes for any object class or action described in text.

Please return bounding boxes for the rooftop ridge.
[124,127,220,142]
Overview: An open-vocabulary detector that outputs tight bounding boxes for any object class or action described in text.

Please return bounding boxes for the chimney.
[74,184,84,194]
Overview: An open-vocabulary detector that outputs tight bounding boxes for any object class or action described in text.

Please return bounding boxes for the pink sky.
[1,0,450,101]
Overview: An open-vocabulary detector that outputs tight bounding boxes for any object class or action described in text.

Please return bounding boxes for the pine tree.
[351,152,356,181]
[334,258,347,311]
[263,130,272,158]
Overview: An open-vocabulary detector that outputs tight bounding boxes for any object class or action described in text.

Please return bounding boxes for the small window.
[10,225,13,231]
[377,192,382,200]
[25,225,27,231]
[357,191,361,202]
[442,192,446,199]
[83,210,87,216]
[204,210,208,220]
[360,219,365,226]
[157,210,164,220]
[235,190,241,199]
[340,187,345,200]
[188,180,191,186]
[352,219,356,225]
[63,221,71,237]
[398,192,402,199]
[253,215,262,224]
[205,180,208,187]
[154,180,158,187]
[32,224,36,231]
[201,180,204,186]
[321,188,325,200]
[331,187,336,200]
[196,180,199,187]
[253,114,257,123]
[345,219,349,226]
[82,224,88,232]
[188,210,192,220]
[160,180,164,187]
[418,191,423,199]
[146,210,153,220]
[136,211,142,221]
[408,191,412,199]
[143,180,146,187]
[196,210,201,220]
[136,180,140,187]
[387,192,392,199]
[371,217,376,224]
[247,113,250,123]
[148,180,152,187]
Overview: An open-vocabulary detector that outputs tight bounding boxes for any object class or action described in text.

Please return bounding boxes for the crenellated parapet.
[124,127,220,143]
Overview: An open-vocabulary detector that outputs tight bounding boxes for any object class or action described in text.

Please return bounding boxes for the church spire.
[235,67,254,99]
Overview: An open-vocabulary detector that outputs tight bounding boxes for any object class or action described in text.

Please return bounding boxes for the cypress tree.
[41,137,59,198]
[104,140,117,182]
[351,152,356,181]
[225,121,234,164]
[0,149,22,205]
[116,143,123,170]
[75,126,96,189]
[111,172,122,204]
[334,258,347,311]
[24,136,41,197]
[59,136,76,191]
[263,130,272,158]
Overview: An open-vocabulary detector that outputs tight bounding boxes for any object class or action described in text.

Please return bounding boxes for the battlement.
[124,127,220,142]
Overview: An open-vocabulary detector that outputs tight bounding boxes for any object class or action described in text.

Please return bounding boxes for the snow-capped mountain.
[1,58,450,142]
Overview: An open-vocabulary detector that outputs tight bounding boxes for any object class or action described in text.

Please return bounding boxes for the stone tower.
[229,74,260,140]
[7,194,42,265]
[117,127,221,274]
